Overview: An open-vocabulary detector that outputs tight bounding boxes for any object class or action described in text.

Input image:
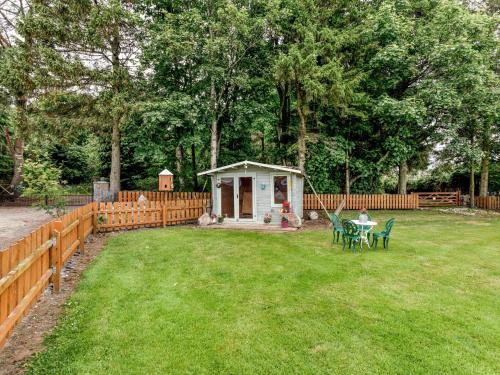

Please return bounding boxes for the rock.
[308,211,319,220]
[287,213,302,228]
[138,194,149,205]
[198,213,212,226]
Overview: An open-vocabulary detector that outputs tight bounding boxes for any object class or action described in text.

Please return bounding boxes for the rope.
[304,175,332,222]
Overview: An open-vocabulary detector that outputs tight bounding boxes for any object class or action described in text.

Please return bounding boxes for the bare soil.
[0,234,108,375]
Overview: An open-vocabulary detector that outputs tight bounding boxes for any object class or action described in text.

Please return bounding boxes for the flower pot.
[281,221,289,228]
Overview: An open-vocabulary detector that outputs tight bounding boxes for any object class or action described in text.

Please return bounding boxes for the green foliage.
[0,0,497,194]
[22,159,66,217]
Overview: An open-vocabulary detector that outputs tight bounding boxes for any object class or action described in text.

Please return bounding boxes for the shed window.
[273,176,288,204]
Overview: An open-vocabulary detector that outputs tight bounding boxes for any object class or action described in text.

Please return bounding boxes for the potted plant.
[280,208,289,228]
[281,215,289,228]
[217,214,225,224]
[263,213,272,224]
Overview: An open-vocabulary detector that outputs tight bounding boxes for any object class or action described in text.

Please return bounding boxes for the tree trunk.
[8,95,28,192]
[109,30,122,196]
[345,152,350,195]
[209,76,219,169]
[296,84,307,173]
[175,145,184,190]
[398,160,408,194]
[469,160,475,208]
[109,116,121,195]
[210,118,218,169]
[479,150,490,197]
[191,143,198,191]
[9,138,24,192]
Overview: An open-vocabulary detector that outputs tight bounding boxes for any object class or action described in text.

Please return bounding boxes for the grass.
[28,210,500,374]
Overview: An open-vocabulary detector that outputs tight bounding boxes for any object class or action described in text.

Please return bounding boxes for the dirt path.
[0,207,78,250]
[0,234,108,375]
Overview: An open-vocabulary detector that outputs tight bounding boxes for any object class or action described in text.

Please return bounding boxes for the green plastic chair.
[342,220,361,252]
[329,213,344,243]
[371,218,395,249]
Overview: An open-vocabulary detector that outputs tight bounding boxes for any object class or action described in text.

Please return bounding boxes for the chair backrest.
[330,213,342,228]
[384,218,396,234]
[342,220,359,236]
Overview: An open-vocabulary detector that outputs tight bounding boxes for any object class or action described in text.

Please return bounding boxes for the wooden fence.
[0,203,96,347]
[415,192,460,207]
[474,196,500,210]
[303,194,419,210]
[0,194,93,207]
[118,191,211,202]
[0,197,212,347]
[98,199,210,231]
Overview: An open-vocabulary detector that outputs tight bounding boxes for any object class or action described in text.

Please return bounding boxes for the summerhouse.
[198,161,304,224]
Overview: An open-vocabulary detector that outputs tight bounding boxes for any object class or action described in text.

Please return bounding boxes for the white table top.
[351,220,378,226]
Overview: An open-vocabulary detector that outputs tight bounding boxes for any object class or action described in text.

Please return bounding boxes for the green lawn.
[28,210,500,374]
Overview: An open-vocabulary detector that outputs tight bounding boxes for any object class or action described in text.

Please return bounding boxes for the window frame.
[270,173,291,207]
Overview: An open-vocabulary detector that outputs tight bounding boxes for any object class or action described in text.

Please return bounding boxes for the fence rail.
[303,194,419,210]
[475,196,500,210]
[415,192,460,207]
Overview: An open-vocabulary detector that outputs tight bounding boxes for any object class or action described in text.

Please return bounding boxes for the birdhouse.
[159,169,174,191]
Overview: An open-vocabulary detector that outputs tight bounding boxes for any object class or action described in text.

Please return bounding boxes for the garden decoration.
[357,208,373,241]
[330,213,344,243]
[342,219,361,252]
[263,213,272,224]
[281,213,289,228]
[371,218,396,249]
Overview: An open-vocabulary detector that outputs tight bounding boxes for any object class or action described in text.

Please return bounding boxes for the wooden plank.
[0,268,52,347]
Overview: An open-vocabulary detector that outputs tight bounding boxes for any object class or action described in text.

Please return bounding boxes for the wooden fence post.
[162,204,167,227]
[92,202,98,236]
[78,214,85,255]
[51,220,63,293]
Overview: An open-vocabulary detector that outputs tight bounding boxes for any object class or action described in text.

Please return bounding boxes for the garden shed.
[198,161,304,224]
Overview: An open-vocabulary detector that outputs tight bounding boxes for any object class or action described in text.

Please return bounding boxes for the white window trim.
[270,173,291,208]
[217,172,257,222]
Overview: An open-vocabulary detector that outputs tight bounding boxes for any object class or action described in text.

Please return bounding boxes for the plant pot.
[281,221,289,228]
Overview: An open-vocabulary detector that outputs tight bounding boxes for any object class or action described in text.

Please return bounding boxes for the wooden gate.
[415,192,460,207]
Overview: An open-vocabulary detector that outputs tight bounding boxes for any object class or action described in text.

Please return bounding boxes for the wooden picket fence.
[0,197,213,347]
[118,191,211,203]
[415,192,460,207]
[0,203,97,347]
[474,196,500,210]
[98,199,210,231]
[303,194,419,210]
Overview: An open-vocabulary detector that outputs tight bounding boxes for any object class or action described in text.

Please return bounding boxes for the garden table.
[351,220,378,249]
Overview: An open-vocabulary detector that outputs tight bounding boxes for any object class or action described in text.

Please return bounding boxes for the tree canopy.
[0,0,498,198]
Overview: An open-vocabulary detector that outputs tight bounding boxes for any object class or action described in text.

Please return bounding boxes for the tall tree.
[26,0,142,195]
[0,0,35,192]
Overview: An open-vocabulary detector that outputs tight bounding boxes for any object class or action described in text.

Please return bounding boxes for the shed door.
[238,176,253,219]
[220,177,235,218]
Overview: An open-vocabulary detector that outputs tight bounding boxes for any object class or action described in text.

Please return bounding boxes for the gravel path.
[0,207,59,249]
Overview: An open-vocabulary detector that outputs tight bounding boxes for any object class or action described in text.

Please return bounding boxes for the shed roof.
[159,169,173,176]
[197,160,302,176]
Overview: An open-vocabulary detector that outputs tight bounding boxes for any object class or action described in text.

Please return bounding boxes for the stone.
[308,211,319,220]
[198,213,212,226]
[287,213,302,228]
[138,194,149,205]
